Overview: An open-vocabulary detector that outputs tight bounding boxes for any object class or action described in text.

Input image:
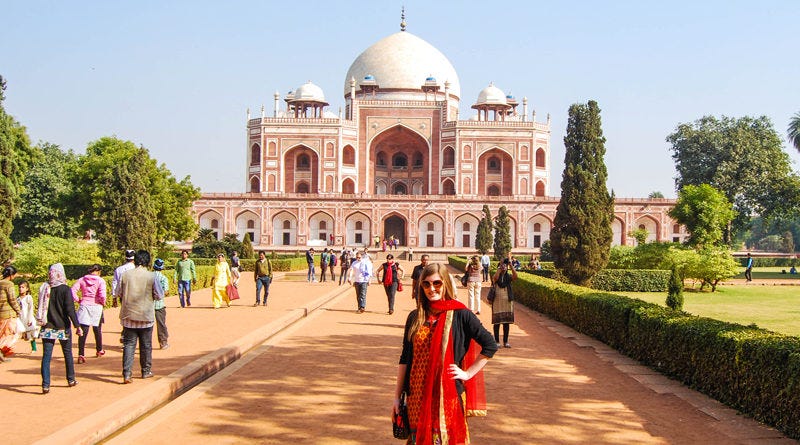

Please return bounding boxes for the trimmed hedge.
[591,269,671,292]
[509,272,800,440]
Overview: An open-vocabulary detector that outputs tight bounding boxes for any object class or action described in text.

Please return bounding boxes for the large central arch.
[371,125,430,196]
[383,213,406,246]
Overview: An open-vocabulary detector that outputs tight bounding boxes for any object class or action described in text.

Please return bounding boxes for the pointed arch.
[418,212,445,247]
[345,211,371,247]
[535,148,546,168]
[442,178,456,195]
[526,214,552,248]
[198,210,223,240]
[284,145,319,194]
[342,144,356,165]
[309,211,334,243]
[442,146,455,168]
[535,181,546,197]
[454,213,481,248]
[235,210,261,244]
[250,143,261,166]
[478,148,513,196]
[342,177,356,194]
[272,211,298,246]
[249,176,261,193]
[633,215,659,244]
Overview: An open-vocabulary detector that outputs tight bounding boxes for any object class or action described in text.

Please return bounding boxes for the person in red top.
[375,254,405,315]
[393,263,497,444]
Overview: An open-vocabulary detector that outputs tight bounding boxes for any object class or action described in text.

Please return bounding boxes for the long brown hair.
[409,263,457,340]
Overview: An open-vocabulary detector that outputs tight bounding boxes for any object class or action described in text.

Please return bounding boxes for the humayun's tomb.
[191,20,684,253]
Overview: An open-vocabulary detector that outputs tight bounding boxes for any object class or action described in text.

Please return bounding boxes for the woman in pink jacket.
[72,264,107,363]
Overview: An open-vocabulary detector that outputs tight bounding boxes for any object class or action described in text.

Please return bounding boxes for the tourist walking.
[174,250,196,308]
[117,250,164,383]
[16,280,39,352]
[152,259,169,349]
[480,252,491,282]
[327,249,336,282]
[491,256,517,348]
[465,256,483,314]
[320,248,330,283]
[745,253,753,282]
[230,251,241,287]
[254,251,273,306]
[112,250,136,307]
[338,248,351,285]
[410,254,429,301]
[306,248,316,282]
[394,262,497,444]
[347,251,372,313]
[211,253,232,309]
[37,263,82,392]
[0,265,21,362]
[375,253,405,315]
[72,264,107,363]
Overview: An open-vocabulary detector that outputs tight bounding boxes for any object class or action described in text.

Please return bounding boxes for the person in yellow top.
[210,253,232,309]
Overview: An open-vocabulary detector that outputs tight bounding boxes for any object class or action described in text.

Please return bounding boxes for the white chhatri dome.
[293,81,326,102]
[344,32,461,99]
[475,83,507,106]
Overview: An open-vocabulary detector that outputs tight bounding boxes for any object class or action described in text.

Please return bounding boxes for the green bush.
[512,273,800,440]
[744,257,798,267]
[14,236,102,280]
[591,269,671,292]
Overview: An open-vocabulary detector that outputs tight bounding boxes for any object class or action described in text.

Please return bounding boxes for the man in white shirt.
[480,252,491,282]
[347,251,372,313]
[111,250,136,307]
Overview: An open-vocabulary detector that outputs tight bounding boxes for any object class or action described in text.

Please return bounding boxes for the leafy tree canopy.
[12,142,81,242]
[667,115,800,242]
[14,235,101,280]
[669,184,736,248]
[0,75,37,261]
[70,137,200,262]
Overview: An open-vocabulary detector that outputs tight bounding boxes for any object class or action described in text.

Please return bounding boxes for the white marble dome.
[475,83,507,106]
[293,81,326,102]
[344,32,460,99]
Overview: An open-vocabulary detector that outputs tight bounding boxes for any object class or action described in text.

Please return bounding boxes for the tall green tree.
[475,205,493,253]
[12,142,81,241]
[667,115,800,242]
[0,76,37,261]
[789,111,800,152]
[668,184,736,248]
[71,137,200,263]
[493,206,512,261]
[241,232,255,259]
[550,100,614,286]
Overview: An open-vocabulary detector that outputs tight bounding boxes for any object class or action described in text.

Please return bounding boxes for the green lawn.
[617,285,800,337]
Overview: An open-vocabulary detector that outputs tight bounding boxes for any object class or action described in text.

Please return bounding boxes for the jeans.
[122,326,153,378]
[745,267,753,281]
[307,264,316,282]
[255,276,272,304]
[482,265,490,282]
[42,337,75,388]
[177,280,192,307]
[339,267,349,285]
[155,308,168,347]
[383,282,398,312]
[354,282,368,309]
[78,323,103,356]
[320,265,328,282]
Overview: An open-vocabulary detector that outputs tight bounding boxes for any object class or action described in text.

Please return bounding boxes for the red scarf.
[416,299,485,444]
[383,262,394,286]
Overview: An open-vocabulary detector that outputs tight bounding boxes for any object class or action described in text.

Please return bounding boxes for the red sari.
[411,299,487,445]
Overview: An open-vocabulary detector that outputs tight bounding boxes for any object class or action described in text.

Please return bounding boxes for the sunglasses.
[421,280,444,289]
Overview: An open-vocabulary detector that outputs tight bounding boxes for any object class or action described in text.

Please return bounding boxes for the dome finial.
[400,6,406,31]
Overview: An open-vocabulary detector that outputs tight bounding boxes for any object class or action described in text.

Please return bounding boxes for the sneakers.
[77,355,86,364]
[253,302,260,307]
[96,350,105,358]
[142,371,154,379]
[123,377,133,384]
[357,308,365,314]
[504,343,511,348]
[68,380,79,387]
[160,343,170,350]
[42,386,50,394]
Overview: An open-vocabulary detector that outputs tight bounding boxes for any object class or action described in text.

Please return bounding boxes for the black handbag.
[460,273,469,287]
[487,285,496,304]
[393,392,410,439]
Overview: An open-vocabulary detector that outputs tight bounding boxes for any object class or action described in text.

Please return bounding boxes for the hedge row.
[510,273,800,440]
[590,269,671,292]
[742,257,799,268]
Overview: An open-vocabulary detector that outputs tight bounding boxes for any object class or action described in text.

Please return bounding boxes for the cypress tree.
[550,100,614,285]
[493,206,512,261]
[475,205,493,254]
[666,266,684,311]
[241,232,255,259]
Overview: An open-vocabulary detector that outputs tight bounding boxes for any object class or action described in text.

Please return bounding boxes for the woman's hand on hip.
[448,363,470,381]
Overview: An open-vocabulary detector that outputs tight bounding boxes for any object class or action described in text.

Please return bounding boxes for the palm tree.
[789,111,800,152]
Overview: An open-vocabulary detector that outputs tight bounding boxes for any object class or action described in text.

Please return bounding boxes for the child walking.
[17,281,39,352]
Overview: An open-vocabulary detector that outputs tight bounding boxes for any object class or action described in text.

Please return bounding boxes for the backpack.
[330,254,337,266]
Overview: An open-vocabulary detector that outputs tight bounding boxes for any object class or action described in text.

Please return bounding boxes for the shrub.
[591,269,671,292]
[666,267,684,310]
[13,236,101,280]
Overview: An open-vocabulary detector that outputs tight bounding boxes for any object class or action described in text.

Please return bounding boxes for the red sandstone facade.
[192,29,683,252]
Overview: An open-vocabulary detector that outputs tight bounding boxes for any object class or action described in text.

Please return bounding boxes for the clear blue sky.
[3,0,798,198]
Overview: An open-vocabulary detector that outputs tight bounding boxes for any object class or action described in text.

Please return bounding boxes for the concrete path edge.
[32,283,352,445]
